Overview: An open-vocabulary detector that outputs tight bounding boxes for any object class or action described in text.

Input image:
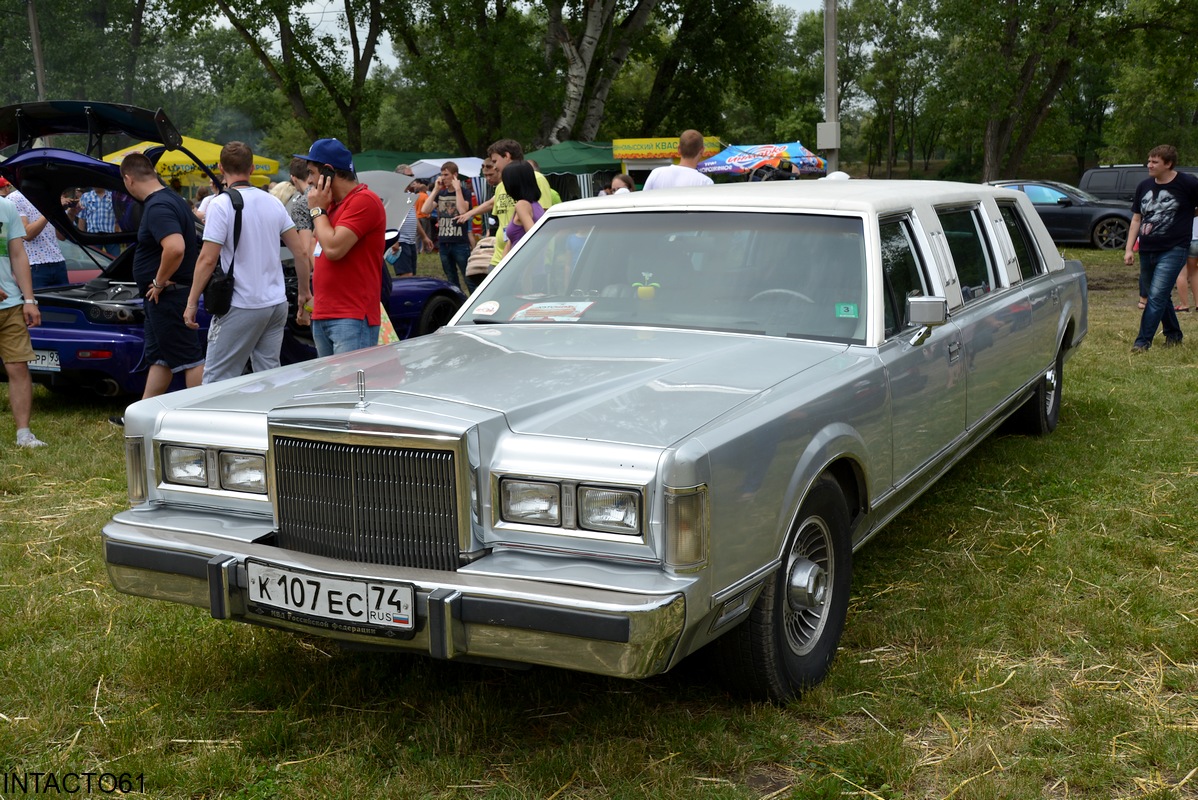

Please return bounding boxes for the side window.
[998,202,1045,281]
[880,218,928,337]
[937,207,998,304]
[1022,184,1065,205]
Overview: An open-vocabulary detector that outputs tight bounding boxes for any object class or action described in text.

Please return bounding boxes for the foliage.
[1102,0,1198,162]
[383,0,552,155]
[6,0,1198,176]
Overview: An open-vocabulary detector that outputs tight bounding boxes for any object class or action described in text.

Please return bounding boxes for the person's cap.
[0,176,10,187]
[294,138,355,172]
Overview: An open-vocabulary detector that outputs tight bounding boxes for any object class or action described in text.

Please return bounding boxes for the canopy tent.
[697,142,826,176]
[103,136,278,186]
[409,157,486,180]
[525,141,621,176]
[353,149,452,173]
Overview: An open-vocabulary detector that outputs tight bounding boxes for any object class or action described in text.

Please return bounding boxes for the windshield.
[463,211,868,342]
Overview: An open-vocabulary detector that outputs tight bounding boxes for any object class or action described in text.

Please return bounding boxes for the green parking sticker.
[835,303,859,318]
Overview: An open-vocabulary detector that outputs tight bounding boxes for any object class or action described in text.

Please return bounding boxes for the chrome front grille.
[273,435,461,570]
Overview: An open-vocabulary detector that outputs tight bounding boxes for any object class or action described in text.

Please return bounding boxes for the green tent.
[353,149,452,173]
[525,141,620,175]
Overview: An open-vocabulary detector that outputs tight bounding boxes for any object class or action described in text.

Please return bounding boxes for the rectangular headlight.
[501,479,561,526]
[219,452,267,494]
[163,445,207,487]
[578,487,640,534]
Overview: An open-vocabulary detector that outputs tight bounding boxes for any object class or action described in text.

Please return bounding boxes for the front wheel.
[712,475,852,702]
[1092,217,1130,250]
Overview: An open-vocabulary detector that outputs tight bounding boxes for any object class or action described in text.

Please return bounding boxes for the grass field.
[1,249,1196,799]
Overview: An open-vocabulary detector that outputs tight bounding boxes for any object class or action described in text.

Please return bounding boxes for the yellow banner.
[613,137,721,160]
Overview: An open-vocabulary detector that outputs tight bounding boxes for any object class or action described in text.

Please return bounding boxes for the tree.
[165,0,385,151]
[384,0,550,155]
[542,0,661,142]
[1102,0,1198,162]
[935,0,1117,181]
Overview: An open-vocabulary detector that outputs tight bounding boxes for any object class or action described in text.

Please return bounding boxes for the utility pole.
[816,0,840,173]
[27,0,48,101]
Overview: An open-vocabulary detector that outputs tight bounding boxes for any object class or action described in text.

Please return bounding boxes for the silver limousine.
[104,179,1088,701]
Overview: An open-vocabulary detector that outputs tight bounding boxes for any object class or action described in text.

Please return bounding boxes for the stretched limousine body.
[104,179,1087,701]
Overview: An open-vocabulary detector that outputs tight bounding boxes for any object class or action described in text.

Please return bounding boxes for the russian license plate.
[246,561,414,633]
[31,349,60,372]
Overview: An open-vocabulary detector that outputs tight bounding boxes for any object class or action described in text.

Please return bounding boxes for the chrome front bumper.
[103,509,687,680]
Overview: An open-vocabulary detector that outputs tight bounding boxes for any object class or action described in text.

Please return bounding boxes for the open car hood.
[0,102,214,281]
[0,101,170,154]
[0,148,132,251]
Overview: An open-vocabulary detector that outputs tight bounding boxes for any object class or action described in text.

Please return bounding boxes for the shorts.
[1189,240,1198,259]
[0,305,35,363]
[142,288,204,371]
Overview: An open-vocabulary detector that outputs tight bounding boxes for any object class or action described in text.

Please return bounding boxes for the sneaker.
[108,415,124,427]
[1130,344,1150,354]
[16,431,47,448]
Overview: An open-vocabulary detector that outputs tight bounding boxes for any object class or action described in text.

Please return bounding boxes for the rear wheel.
[1012,345,1063,435]
[1092,217,1130,250]
[712,475,852,701]
[416,295,460,337]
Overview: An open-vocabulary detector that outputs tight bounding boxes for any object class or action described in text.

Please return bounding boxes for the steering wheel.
[749,288,815,305]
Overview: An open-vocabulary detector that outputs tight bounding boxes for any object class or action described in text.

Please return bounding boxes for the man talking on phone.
[295,138,386,357]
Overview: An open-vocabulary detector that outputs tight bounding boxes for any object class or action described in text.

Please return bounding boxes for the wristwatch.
[309,207,326,219]
[23,298,38,305]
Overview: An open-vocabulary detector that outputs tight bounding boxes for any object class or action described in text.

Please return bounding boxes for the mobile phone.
[319,165,335,183]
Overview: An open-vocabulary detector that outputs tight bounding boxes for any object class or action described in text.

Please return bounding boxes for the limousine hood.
[162,325,849,448]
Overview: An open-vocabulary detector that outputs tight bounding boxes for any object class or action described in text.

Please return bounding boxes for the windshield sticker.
[472,300,500,317]
[835,303,859,319]
[509,301,595,322]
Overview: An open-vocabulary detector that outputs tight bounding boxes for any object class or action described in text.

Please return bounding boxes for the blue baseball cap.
[295,138,355,173]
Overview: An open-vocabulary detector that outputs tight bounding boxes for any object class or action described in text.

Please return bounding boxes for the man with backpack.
[184,142,312,383]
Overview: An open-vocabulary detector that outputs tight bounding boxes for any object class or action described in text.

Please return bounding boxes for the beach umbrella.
[104,137,278,186]
[697,142,826,175]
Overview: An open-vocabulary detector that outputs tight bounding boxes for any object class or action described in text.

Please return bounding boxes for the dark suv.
[1080,164,1198,202]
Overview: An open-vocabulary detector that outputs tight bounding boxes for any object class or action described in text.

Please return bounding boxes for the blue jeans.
[439,242,471,290]
[1135,245,1188,348]
[312,317,381,358]
[31,261,68,289]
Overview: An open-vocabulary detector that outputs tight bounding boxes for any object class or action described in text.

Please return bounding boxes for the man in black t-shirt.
[421,161,474,290]
[120,153,204,397]
[1124,144,1198,352]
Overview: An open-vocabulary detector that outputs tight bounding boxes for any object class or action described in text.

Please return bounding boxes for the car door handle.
[947,341,962,362]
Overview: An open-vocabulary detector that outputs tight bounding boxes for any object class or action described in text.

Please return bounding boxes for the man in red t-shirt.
[296,138,387,357]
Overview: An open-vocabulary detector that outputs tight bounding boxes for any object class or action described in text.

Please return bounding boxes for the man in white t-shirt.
[184,142,312,384]
[643,129,715,191]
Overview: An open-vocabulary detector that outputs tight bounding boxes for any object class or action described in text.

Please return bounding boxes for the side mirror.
[907,296,947,346]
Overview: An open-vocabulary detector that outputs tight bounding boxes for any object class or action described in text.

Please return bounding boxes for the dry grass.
[1,247,1196,798]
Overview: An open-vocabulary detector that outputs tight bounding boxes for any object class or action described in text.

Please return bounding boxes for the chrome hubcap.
[783,517,834,656]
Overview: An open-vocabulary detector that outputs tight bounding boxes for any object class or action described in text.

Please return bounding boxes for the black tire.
[1092,216,1130,250]
[1012,345,1063,436]
[712,475,852,702]
[415,294,460,337]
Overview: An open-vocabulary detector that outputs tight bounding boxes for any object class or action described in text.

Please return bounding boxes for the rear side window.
[880,218,928,336]
[937,207,998,304]
[998,203,1045,281]
[1083,170,1118,194]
